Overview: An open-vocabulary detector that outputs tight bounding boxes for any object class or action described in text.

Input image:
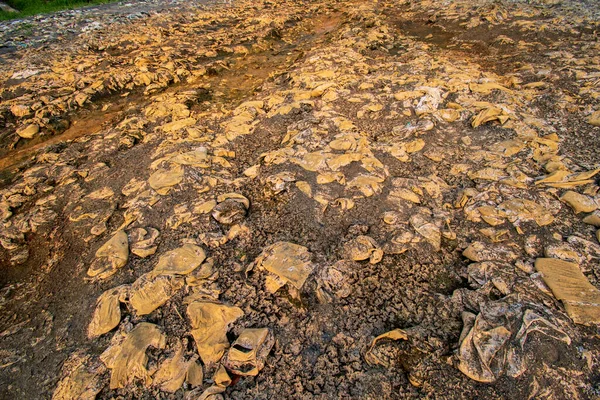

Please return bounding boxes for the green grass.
[0,0,116,21]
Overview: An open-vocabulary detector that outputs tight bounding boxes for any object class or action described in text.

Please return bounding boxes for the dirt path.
[1,0,600,399]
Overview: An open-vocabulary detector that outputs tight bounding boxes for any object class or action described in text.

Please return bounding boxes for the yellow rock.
[479,228,509,243]
[75,92,89,107]
[545,180,596,189]
[424,149,444,162]
[225,121,254,141]
[243,165,260,178]
[217,192,250,209]
[128,227,159,258]
[383,211,399,225]
[535,170,572,185]
[537,169,600,188]
[568,169,600,182]
[478,206,505,226]
[213,365,231,387]
[490,139,525,157]
[236,100,264,112]
[394,91,424,101]
[213,149,235,158]
[166,207,194,230]
[295,151,329,172]
[332,117,355,131]
[264,171,296,194]
[544,243,581,263]
[583,212,600,227]
[523,81,545,89]
[329,137,355,151]
[544,160,567,173]
[122,178,146,196]
[450,164,470,176]
[86,187,115,200]
[421,177,447,198]
[317,172,345,185]
[462,241,518,262]
[267,95,285,109]
[366,103,383,112]
[186,361,204,387]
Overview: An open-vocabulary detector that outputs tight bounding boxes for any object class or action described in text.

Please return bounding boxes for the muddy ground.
[1,0,600,398]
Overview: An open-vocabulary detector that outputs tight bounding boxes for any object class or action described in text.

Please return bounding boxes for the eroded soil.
[1,0,600,399]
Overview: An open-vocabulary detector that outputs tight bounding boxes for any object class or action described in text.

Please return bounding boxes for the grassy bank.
[0,0,115,20]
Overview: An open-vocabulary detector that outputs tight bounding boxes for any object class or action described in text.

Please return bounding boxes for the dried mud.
[1,0,600,399]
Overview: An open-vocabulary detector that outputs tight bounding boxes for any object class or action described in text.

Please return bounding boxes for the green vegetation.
[0,0,115,21]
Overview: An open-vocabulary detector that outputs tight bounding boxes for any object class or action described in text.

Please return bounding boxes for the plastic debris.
[150,244,206,277]
[128,227,160,258]
[87,231,129,279]
[52,354,105,400]
[535,258,600,325]
[153,341,200,393]
[457,299,570,382]
[100,323,166,389]
[560,191,598,214]
[365,329,409,367]
[345,235,384,264]
[252,242,314,293]
[222,328,274,376]
[88,285,128,338]
[187,301,244,365]
[148,164,184,195]
[211,193,249,225]
[130,274,185,315]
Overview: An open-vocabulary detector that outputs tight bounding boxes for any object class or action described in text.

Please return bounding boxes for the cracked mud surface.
[1,0,600,398]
